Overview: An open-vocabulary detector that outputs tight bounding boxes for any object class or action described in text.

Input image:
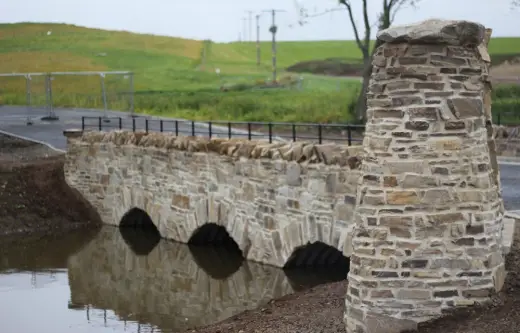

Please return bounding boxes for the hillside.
[2,22,520,89]
[0,22,519,124]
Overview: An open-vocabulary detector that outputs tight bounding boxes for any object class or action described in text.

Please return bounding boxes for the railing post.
[208,122,213,138]
[318,124,322,144]
[145,119,149,133]
[191,121,195,136]
[248,123,252,140]
[347,125,352,146]
[292,124,296,142]
[118,117,122,130]
[268,123,273,143]
[160,120,164,132]
[228,122,232,139]
[175,120,179,136]
[132,117,136,132]
[81,116,85,131]
[98,116,102,131]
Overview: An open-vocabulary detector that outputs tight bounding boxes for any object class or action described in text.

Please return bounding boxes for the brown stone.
[386,191,420,205]
[383,176,398,187]
[171,194,190,209]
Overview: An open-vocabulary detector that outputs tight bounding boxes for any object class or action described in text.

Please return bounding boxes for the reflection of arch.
[67,227,292,332]
[119,227,161,256]
[188,245,244,280]
[119,207,161,256]
[188,223,241,253]
[283,241,350,269]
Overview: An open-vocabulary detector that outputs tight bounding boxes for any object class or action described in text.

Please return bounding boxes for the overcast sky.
[1,0,518,42]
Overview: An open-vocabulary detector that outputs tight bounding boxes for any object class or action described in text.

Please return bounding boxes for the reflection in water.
[119,227,161,257]
[0,226,348,333]
[67,227,293,332]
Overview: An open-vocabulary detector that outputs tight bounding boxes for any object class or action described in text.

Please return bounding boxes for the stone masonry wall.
[345,19,506,333]
[63,130,362,268]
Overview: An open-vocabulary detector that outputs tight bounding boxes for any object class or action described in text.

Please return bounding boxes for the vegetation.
[0,22,519,124]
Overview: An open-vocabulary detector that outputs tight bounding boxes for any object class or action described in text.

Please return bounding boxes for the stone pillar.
[345,19,506,333]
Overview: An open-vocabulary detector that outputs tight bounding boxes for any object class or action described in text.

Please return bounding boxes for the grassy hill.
[0,22,519,123]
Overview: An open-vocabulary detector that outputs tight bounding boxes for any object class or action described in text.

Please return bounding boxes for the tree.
[336,0,421,121]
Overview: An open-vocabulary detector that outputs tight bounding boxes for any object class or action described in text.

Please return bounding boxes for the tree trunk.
[355,60,372,122]
[354,40,383,122]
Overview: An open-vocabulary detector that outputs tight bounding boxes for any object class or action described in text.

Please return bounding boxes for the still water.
[0,226,347,333]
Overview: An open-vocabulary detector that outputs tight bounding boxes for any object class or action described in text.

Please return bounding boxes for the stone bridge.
[63,18,517,333]
[63,129,362,268]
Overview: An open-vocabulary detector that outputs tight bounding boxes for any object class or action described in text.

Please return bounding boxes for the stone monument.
[345,19,506,333]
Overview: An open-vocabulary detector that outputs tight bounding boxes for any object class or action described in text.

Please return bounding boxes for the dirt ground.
[188,223,520,333]
[0,133,101,241]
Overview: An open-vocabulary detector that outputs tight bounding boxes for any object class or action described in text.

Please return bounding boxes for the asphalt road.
[1,105,519,209]
[0,105,284,150]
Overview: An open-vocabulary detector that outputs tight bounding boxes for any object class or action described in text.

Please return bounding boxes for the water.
[0,226,347,333]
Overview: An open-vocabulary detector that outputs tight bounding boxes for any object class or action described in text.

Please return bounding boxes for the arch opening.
[118,207,161,256]
[187,223,244,279]
[283,241,349,291]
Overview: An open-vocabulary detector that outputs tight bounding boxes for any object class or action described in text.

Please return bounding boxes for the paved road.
[1,105,519,209]
[0,105,284,150]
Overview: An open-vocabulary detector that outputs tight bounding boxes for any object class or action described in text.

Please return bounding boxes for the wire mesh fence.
[0,71,134,123]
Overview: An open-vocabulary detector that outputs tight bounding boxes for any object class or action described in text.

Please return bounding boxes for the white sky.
[1,0,518,42]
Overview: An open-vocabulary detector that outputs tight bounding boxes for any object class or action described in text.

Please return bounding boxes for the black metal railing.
[81,116,365,145]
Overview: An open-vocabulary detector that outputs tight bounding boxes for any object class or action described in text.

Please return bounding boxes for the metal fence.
[81,116,365,145]
[0,71,134,124]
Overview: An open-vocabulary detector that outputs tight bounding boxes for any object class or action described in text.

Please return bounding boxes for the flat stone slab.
[503,211,518,255]
[377,19,485,46]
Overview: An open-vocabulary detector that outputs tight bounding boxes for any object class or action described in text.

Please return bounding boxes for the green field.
[0,22,519,123]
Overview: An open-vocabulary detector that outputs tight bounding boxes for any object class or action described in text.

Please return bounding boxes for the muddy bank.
[0,133,101,241]
[188,222,520,333]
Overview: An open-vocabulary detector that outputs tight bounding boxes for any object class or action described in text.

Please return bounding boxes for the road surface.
[1,105,519,210]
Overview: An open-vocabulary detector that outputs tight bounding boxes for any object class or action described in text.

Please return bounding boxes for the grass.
[0,22,520,124]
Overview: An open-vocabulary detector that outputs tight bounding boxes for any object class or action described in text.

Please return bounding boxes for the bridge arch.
[188,223,242,253]
[119,207,161,256]
[283,241,350,270]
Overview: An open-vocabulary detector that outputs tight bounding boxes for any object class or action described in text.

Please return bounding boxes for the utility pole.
[256,14,261,66]
[263,9,286,83]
